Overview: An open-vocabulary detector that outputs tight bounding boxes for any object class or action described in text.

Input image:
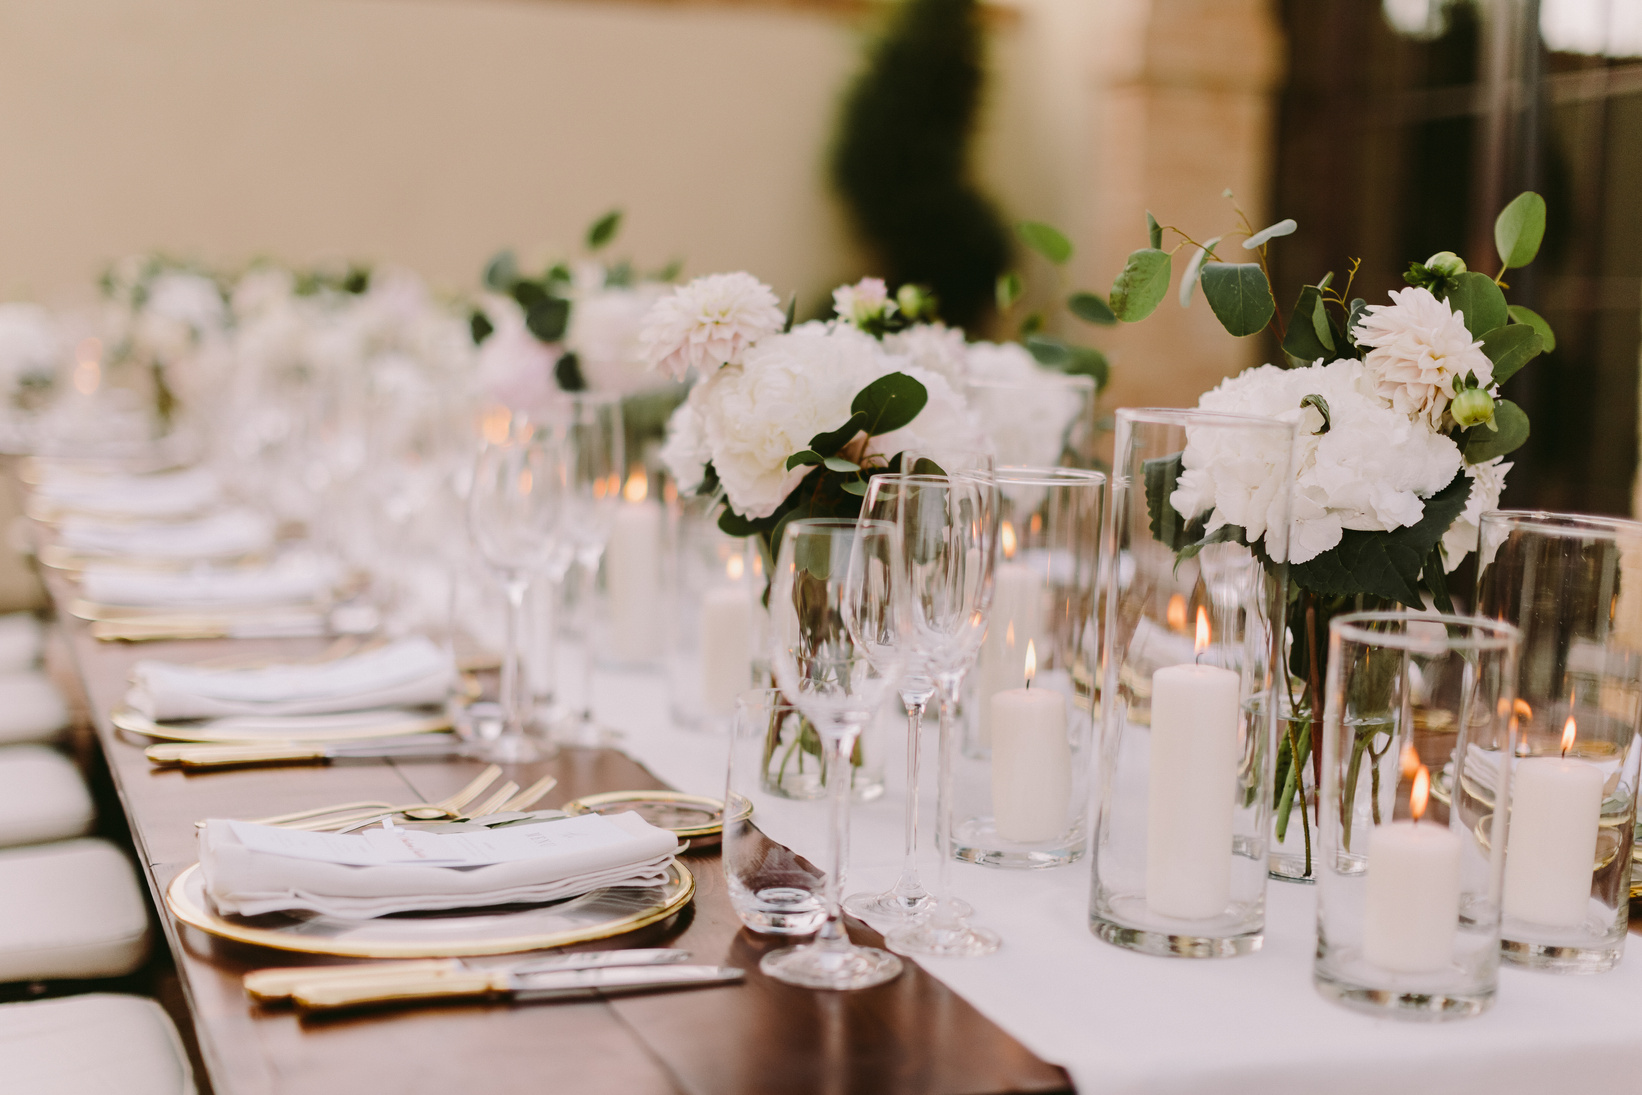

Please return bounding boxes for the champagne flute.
[467,413,566,763]
[885,471,1002,958]
[763,518,906,990]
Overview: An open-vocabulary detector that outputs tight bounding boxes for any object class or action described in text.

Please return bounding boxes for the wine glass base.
[842,890,972,924]
[474,734,550,764]
[884,920,1000,958]
[759,943,903,990]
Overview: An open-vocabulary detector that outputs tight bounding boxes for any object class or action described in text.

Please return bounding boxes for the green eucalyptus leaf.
[553,351,585,391]
[995,272,1024,312]
[1063,345,1110,391]
[718,508,762,537]
[1494,191,1547,270]
[1147,211,1163,250]
[653,258,683,283]
[525,297,571,343]
[1424,544,1455,615]
[841,479,869,497]
[1289,469,1472,608]
[1024,334,1071,366]
[1299,393,1331,434]
[911,457,945,475]
[1109,248,1172,322]
[1242,218,1297,249]
[782,293,796,334]
[1019,312,1045,338]
[1017,221,1073,264]
[1178,236,1223,308]
[785,449,825,470]
[851,372,927,436]
[1282,285,1335,364]
[1461,399,1529,463]
[1143,452,1189,551]
[1479,324,1543,386]
[585,209,623,251]
[808,411,868,457]
[469,310,494,345]
[1199,263,1276,337]
[1507,304,1556,352]
[1447,272,1508,337]
[1345,298,1370,351]
[823,455,860,473]
[1067,292,1117,325]
[483,250,519,292]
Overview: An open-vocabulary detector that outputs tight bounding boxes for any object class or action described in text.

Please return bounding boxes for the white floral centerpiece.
[1102,191,1555,873]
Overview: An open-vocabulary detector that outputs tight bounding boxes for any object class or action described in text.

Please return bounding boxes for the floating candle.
[1503,713,1603,928]
[1362,757,1461,974]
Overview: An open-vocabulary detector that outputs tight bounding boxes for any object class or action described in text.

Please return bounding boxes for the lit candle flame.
[1562,713,1577,757]
[1194,606,1210,656]
[1005,620,1015,649]
[1167,594,1187,633]
[1400,743,1422,781]
[1024,640,1036,687]
[1000,520,1017,559]
[1411,765,1431,822]
[624,468,648,503]
[72,338,102,396]
[1514,698,1533,721]
[725,554,745,581]
[481,405,512,446]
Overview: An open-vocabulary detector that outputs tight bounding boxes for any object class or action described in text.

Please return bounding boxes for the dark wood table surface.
[49,580,1073,1095]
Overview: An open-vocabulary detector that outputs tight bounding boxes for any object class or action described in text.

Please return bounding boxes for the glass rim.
[1480,508,1642,540]
[1115,406,1298,437]
[965,374,1096,393]
[995,465,1106,487]
[1330,610,1521,653]
[780,516,892,539]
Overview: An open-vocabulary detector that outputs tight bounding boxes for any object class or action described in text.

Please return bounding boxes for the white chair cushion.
[0,614,42,674]
[0,671,69,745]
[0,840,149,982]
[0,746,93,847]
[0,993,194,1095]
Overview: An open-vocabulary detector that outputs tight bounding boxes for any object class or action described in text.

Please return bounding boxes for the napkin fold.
[127,636,455,720]
[82,555,337,608]
[36,466,220,519]
[58,509,276,560]
[198,812,679,918]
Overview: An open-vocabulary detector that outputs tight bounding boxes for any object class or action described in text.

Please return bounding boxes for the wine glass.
[885,471,1002,958]
[843,474,966,922]
[467,412,567,762]
[551,392,624,744]
[764,518,907,990]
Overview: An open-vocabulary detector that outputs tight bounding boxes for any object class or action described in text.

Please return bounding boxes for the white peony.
[832,277,889,326]
[660,385,713,494]
[696,324,885,518]
[476,304,558,414]
[568,283,668,393]
[639,272,785,381]
[1178,359,1463,563]
[965,341,1088,467]
[883,322,968,382]
[1440,456,1511,571]
[1353,286,1494,430]
[870,365,989,471]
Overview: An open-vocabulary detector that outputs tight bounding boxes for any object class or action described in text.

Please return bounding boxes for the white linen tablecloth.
[590,665,1642,1095]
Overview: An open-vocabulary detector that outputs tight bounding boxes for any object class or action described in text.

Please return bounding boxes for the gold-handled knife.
[147,735,471,769]
[292,964,744,1013]
[245,949,693,1002]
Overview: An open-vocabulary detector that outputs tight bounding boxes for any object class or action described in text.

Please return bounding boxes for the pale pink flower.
[639,272,785,381]
[1353,286,1494,430]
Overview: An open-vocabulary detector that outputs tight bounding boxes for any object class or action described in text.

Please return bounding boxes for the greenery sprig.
[994,221,1114,392]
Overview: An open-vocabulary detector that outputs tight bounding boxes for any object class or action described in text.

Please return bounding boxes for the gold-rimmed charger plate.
[562,790,751,845]
[38,542,267,574]
[112,705,452,745]
[164,860,695,958]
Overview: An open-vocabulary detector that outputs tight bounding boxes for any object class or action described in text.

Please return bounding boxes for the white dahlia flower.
[639,272,785,381]
[1353,286,1494,430]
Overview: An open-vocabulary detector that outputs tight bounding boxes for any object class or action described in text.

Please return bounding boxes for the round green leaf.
[995,272,1024,312]
[851,372,928,436]
[1146,211,1163,251]
[1198,263,1275,337]
[1067,292,1117,325]
[1462,399,1529,463]
[483,250,519,292]
[1494,191,1546,270]
[1507,304,1556,353]
[1109,248,1172,322]
[1478,324,1543,387]
[1016,221,1073,265]
[1024,334,1071,366]
[585,209,623,251]
[1446,272,1508,338]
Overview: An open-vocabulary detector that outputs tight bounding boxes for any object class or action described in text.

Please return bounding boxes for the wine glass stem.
[932,675,964,930]
[501,574,530,738]
[575,547,605,721]
[893,695,930,904]
[818,727,861,954]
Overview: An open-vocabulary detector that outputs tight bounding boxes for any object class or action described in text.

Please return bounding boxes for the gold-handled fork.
[246,766,504,831]
[332,773,562,833]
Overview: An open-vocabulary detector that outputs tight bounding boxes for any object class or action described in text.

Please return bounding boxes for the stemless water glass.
[1313,612,1519,1018]
[883,472,1003,959]
[466,413,566,762]
[1475,510,1642,972]
[764,518,906,990]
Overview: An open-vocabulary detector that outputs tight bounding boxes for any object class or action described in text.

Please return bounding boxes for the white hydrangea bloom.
[883,322,968,382]
[1178,359,1463,563]
[870,365,989,471]
[965,340,1088,467]
[1440,456,1511,571]
[1353,286,1494,430]
[568,283,668,394]
[639,272,785,381]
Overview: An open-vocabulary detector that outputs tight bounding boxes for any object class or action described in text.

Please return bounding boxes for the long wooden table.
[52,591,1073,1095]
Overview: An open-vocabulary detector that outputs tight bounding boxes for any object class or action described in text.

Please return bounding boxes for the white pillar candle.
[976,559,1044,747]
[990,677,1071,844]
[1145,662,1240,919]
[699,584,752,718]
[1503,756,1603,928]
[1362,820,1461,973]
[605,500,662,662]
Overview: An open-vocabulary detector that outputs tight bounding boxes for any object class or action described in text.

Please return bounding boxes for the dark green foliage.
[831,0,1010,328]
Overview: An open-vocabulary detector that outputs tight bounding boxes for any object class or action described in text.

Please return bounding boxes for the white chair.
[0,671,70,746]
[0,746,93,848]
[0,993,194,1095]
[0,839,149,983]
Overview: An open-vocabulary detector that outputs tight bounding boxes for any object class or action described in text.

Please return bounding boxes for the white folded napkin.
[82,555,337,608]
[198,812,680,918]
[35,466,220,519]
[58,509,275,560]
[127,636,455,720]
